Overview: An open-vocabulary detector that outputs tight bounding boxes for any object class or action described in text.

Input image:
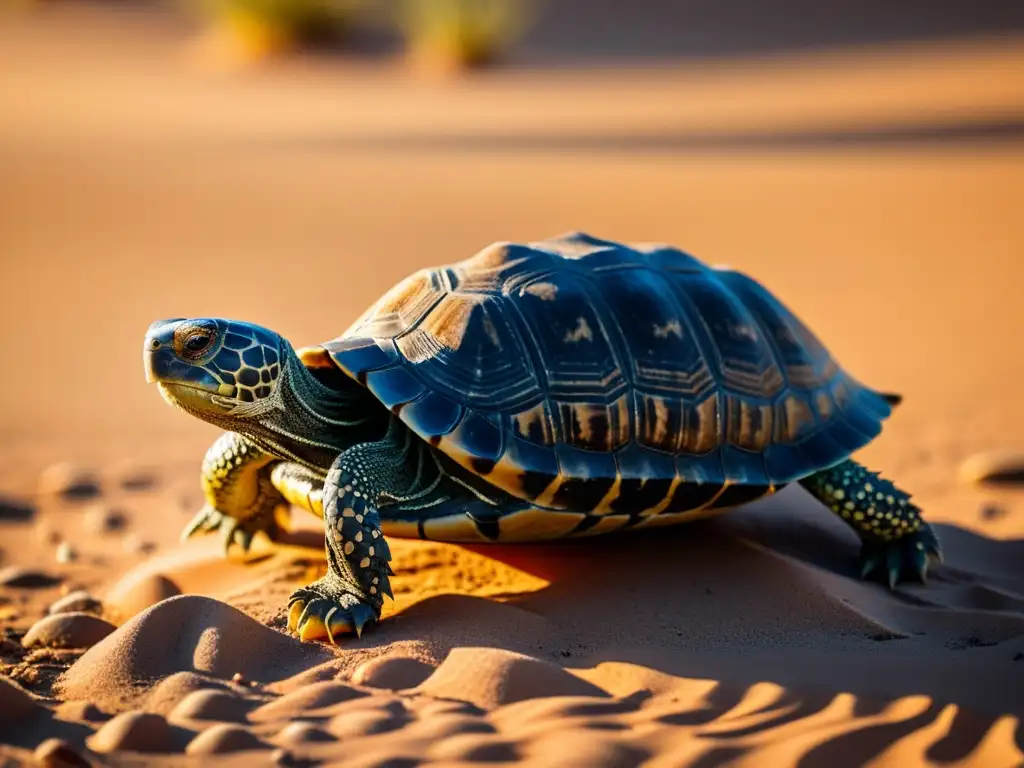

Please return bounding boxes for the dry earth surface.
[1,6,1023,767]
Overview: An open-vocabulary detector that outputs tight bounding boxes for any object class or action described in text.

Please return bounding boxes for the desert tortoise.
[144,232,940,644]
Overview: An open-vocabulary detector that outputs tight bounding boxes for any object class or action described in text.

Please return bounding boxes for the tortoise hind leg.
[800,459,942,588]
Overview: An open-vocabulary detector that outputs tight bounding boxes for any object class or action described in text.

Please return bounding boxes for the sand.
[1,5,1023,767]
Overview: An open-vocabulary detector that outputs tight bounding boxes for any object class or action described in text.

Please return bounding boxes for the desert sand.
[1,5,1023,767]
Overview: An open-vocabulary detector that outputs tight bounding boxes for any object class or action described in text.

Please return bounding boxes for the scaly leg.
[800,459,942,588]
[182,431,289,553]
[286,423,441,643]
[269,462,326,519]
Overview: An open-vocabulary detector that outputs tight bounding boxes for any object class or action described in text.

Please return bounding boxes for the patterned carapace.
[314,232,893,522]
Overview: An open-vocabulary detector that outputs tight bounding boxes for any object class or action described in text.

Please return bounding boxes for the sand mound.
[428,733,522,762]
[185,723,268,755]
[58,595,331,709]
[275,721,337,746]
[414,647,610,709]
[22,612,116,649]
[86,712,180,754]
[142,671,239,716]
[351,656,436,690]
[32,738,92,768]
[394,711,496,740]
[249,681,369,722]
[48,590,103,616]
[520,729,651,768]
[103,572,180,624]
[168,689,257,724]
[326,708,412,739]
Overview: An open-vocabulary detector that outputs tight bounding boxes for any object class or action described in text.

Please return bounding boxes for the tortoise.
[144,232,941,644]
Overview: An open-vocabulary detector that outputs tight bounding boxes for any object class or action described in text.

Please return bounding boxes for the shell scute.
[720,445,772,486]
[443,408,505,465]
[673,270,786,400]
[546,444,618,513]
[326,337,400,379]
[680,395,721,455]
[662,479,725,514]
[609,446,676,515]
[352,269,447,340]
[724,395,774,453]
[363,365,426,411]
[400,292,541,413]
[497,436,559,498]
[554,395,631,453]
[636,392,684,453]
[592,267,717,398]
[717,270,838,390]
[399,390,464,439]
[513,270,627,403]
[762,443,809,483]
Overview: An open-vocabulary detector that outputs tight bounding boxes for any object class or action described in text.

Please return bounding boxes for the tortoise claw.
[857,525,942,589]
[220,519,239,555]
[182,505,221,542]
[235,528,254,552]
[286,579,379,645]
[180,504,282,555]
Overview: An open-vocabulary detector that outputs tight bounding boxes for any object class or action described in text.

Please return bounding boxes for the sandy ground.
[1,6,1024,767]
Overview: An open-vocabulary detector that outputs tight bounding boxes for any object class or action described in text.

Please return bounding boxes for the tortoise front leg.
[183,431,290,553]
[286,442,404,643]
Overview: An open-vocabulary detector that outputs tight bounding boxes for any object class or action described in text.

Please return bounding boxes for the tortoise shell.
[322,232,893,517]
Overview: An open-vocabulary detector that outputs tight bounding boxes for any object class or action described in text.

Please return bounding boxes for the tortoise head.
[144,318,286,419]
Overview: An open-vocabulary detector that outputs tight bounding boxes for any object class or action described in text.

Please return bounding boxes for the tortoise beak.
[143,319,185,383]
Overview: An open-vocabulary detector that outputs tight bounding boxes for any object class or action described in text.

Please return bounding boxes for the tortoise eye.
[184,334,212,354]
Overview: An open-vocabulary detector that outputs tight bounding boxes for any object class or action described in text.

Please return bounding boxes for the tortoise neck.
[241,343,388,471]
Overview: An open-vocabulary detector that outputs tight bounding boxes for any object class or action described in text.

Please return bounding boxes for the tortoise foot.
[181,503,285,555]
[287,576,380,645]
[858,524,942,589]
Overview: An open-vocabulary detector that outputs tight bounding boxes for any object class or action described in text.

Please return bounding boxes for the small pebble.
[980,503,1008,522]
[49,590,103,616]
[0,496,34,522]
[56,542,77,564]
[22,612,117,649]
[959,451,1024,487]
[122,534,156,555]
[35,523,62,546]
[0,604,20,621]
[0,565,61,588]
[84,504,128,534]
[38,462,101,500]
[32,738,91,768]
[120,470,158,492]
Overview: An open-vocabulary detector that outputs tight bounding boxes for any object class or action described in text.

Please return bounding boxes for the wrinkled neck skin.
[195,343,386,473]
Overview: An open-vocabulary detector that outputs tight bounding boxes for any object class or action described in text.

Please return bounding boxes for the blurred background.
[1,0,1022,527]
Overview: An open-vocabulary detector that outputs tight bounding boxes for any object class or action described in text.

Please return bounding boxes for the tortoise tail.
[879,392,903,408]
